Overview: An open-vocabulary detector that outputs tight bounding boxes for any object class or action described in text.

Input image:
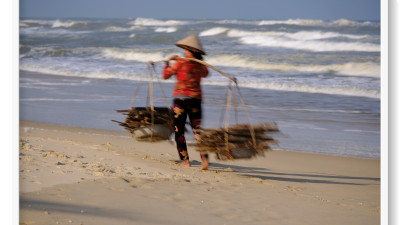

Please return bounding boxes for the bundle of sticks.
[112,107,173,141]
[196,122,279,160]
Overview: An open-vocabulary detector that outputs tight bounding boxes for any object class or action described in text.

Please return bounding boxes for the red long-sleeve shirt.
[163,57,209,99]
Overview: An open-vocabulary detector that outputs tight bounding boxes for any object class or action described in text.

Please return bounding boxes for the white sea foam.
[51,19,87,28]
[259,19,325,26]
[20,26,70,36]
[215,20,258,25]
[20,77,86,87]
[227,29,370,40]
[199,27,229,36]
[101,48,167,62]
[205,81,380,99]
[330,18,374,27]
[20,19,55,26]
[154,27,177,33]
[238,35,380,52]
[103,26,137,32]
[20,64,79,78]
[344,129,380,134]
[224,29,377,52]
[19,45,81,58]
[214,18,378,27]
[203,28,370,41]
[226,29,260,37]
[332,18,358,26]
[257,18,374,27]
[20,63,149,82]
[206,55,380,77]
[19,21,29,27]
[19,84,55,90]
[227,29,370,42]
[206,55,296,72]
[130,17,188,26]
[335,62,380,77]
[282,31,368,40]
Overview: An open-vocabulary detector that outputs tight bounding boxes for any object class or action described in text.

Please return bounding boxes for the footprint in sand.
[42,151,71,159]
[20,140,42,151]
[20,155,33,162]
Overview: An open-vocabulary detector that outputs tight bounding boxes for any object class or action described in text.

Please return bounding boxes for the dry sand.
[19,120,380,225]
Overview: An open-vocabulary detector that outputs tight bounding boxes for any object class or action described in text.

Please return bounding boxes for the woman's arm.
[163,55,181,79]
[201,65,209,78]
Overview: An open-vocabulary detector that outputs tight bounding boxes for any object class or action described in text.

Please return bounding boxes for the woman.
[163,35,209,170]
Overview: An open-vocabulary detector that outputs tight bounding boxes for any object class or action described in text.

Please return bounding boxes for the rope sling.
[112,63,173,142]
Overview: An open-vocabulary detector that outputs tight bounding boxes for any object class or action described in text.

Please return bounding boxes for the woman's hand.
[165,55,179,65]
[168,55,179,61]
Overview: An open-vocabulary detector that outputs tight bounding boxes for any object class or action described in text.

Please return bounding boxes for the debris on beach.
[196,122,279,160]
[112,107,173,142]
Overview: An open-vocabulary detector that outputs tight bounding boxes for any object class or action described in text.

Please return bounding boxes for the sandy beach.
[19,120,380,225]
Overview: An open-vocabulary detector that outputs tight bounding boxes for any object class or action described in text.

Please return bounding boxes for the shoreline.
[21,119,379,160]
[19,120,380,225]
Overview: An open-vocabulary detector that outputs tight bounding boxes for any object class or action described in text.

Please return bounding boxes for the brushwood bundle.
[196,122,279,160]
[112,107,173,141]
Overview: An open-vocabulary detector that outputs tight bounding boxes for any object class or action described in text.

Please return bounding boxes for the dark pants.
[173,98,207,160]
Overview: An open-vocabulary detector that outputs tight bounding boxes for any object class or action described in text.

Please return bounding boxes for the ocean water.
[19,17,381,158]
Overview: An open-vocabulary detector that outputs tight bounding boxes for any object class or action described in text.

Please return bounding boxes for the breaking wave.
[51,19,88,28]
[202,27,370,40]
[103,26,137,32]
[238,35,379,52]
[199,27,378,52]
[199,27,229,36]
[130,17,189,26]
[258,18,378,27]
[100,48,171,62]
[206,55,380,77]
[210,81,380,99]
[154,27,178,33]
[259,19,325,26]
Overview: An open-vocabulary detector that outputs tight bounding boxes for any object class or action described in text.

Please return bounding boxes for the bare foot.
[178,160,191,167]
[200,154,209,170]
[200,162,209,170]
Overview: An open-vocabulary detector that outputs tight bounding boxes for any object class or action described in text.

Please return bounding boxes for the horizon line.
[19,16,381,22]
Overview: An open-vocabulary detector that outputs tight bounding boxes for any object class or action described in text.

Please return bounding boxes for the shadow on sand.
[188,160,380,186]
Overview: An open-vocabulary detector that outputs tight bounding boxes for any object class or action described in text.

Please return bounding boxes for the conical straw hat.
[175,35,206,55]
